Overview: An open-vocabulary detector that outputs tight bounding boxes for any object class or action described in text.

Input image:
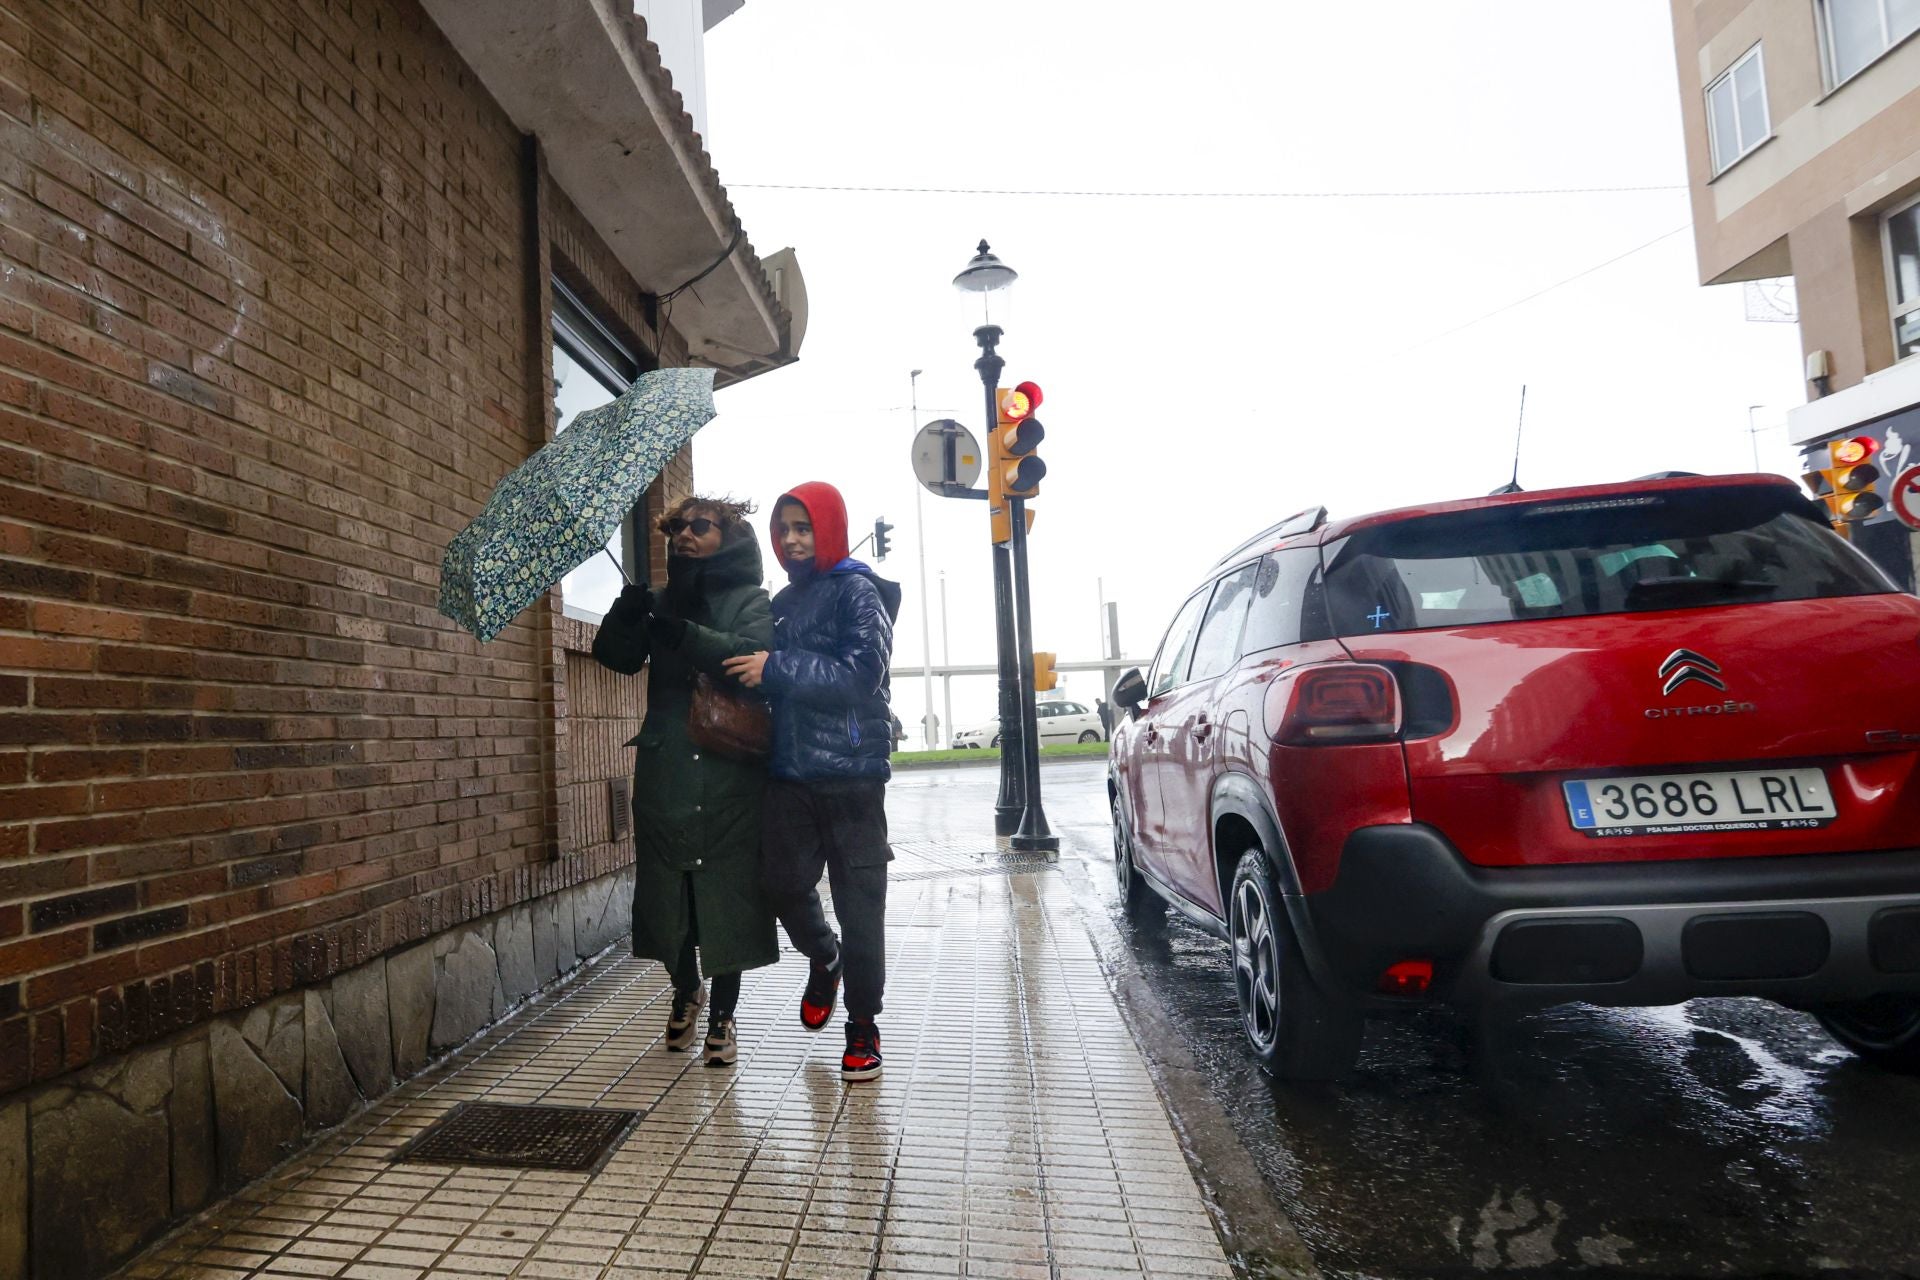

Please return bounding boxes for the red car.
[1108,474,1920,1079]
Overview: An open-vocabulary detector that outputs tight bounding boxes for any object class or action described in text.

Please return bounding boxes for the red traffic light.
[1014,380,1043,411]
[1832,436,1879,466]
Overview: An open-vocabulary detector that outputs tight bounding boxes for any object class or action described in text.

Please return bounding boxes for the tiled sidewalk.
[118,845,1237,1280]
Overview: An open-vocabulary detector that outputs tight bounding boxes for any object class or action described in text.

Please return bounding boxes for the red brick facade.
[0,0,696,1096]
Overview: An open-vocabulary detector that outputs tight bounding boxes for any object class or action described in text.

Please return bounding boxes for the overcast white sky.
[691,0,1809,742]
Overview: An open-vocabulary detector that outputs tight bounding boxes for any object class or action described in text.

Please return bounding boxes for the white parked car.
[952,701,1106,748]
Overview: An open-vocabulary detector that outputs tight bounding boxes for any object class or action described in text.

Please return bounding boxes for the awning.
[420,0,801,384]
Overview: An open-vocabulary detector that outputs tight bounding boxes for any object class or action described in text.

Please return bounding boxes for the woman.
[591,496,777,1066]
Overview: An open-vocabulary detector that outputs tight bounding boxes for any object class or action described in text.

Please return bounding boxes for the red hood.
[770,481,850,576]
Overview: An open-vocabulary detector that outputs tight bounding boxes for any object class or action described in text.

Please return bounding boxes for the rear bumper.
[1303,824,1920,1010]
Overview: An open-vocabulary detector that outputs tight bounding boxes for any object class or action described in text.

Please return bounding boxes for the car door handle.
[1192,715,1212,741]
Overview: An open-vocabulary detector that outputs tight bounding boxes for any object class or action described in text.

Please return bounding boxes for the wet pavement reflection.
[906,761,1920,1277]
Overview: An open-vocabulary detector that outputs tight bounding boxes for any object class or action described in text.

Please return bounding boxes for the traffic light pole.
[1007,493,1057,854]
[975,324,1024,836]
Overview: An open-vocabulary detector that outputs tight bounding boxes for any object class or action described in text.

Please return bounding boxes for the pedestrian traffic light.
[1032,651,1058,692]
[992,380,1047,500]
[873,518,893,560]
[1804,436,1884,527]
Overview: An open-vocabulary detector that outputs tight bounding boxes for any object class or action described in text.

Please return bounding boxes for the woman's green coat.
[590,535,777,978]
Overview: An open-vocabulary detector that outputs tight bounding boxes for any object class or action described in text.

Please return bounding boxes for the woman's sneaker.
[800,950,843,1031]
[841,1018,882,1082]
[665,984,705,1052]
[703,1015,737,1067]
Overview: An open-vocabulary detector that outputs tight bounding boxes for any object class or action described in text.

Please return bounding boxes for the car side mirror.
[1112,668,1147,715]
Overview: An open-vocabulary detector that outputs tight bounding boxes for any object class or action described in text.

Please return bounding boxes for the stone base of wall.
[0,870,635,1280]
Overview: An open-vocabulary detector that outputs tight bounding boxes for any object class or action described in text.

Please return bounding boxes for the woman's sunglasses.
[665,517,718,537]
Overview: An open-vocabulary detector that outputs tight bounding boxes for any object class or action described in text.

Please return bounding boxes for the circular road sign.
[1892,465,1920,530]
[910,419,983,494]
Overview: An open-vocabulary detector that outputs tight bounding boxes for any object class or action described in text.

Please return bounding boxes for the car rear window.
[1321,486,1896,636]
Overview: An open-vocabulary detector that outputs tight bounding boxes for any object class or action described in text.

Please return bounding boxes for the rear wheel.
[1817,995,1920,1072]
[1078,730,1101,744]
[1230,848,1362,1080]
[1111,787,1161,924]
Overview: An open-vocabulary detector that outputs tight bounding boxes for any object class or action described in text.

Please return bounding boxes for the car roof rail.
[1630,470,1703,480]
[1213,506,1329,568]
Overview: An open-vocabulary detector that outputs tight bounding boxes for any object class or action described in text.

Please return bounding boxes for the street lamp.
[955,242,1024,836]
[954,241,1055,852]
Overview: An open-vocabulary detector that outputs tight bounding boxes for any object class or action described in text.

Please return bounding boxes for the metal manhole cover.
[392,1102,642,1172]
[889,840,1058,881]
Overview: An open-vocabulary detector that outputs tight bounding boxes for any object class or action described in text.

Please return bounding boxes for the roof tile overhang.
[420,0,799,385]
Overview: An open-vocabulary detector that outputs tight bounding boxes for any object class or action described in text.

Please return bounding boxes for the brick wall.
[0,0,686,1095]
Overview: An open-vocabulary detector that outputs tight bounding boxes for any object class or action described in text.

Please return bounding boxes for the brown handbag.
[687,671,772,763]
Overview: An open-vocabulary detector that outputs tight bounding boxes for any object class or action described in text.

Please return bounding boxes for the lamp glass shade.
[953,240,1018,294]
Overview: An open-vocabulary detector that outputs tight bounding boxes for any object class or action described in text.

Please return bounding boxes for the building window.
[1818,0,1920,88]
[1705,44,1769,176]
[552,279,650,620]
[1888,196,1920,361]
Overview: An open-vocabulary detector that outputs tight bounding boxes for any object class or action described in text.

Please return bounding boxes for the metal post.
[939,570,953,750]
[1008,493,1056,853]
[976,324,1023,835]
[910,371,937,749]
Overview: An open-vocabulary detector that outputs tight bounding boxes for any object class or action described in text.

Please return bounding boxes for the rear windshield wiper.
[1624,576,1776,605]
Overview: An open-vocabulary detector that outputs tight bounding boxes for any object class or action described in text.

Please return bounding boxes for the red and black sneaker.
[800,951,842,1031]
[842,1018,882,1082]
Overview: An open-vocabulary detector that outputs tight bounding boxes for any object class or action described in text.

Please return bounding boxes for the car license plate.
[1563,768,1835,837]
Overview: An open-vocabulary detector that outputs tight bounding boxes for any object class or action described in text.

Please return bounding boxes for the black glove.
[607,582,652,621]
[646,614,687,648]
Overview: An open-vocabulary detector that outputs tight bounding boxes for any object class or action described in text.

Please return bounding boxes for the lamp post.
[954,241,1025,836]
[910,369,938,748]
[953,241,1056,852]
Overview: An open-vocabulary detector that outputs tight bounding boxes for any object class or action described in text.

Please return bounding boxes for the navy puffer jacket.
[760,481,901,781]
[763,562,902,781]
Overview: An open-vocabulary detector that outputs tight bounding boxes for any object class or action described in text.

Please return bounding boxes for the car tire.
[1111,787,1161,924]
[1078,730,1101,743]
[1229,848,1362,1081]
[1817,995,1920,1072]
[991,735,1002,749]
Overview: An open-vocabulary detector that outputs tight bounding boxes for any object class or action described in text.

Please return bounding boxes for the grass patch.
[893,740,1108,768]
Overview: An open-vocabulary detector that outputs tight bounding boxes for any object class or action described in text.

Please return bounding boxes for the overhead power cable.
[1395,223,1692,355]
[731,181,1686,200]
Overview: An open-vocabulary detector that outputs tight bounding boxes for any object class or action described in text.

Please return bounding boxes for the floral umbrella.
[437,366,716,642]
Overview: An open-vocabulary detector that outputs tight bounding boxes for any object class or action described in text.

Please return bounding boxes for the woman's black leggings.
[668,930,739,1017]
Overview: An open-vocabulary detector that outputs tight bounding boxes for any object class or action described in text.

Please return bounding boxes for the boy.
[723,482,900,1081]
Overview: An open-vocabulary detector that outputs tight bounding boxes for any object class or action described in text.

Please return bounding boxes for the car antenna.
[1490,384,1526,495]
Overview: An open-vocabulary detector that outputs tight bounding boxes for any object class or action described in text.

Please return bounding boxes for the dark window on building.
[552,279,651,620]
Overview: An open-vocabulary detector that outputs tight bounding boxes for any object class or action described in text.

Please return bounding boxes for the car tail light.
[1378,959,1433,995]
[1273,664,1400,745]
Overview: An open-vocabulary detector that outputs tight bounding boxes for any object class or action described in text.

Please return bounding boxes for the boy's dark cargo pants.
[761,777,890,1018]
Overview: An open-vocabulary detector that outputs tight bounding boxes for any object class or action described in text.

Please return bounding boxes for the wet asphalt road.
[892,761,1920,1279]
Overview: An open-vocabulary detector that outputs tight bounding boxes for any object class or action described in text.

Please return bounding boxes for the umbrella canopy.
[438,366,717,642]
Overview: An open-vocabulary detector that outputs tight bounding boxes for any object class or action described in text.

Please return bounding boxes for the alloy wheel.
[1232,877,1280,1054]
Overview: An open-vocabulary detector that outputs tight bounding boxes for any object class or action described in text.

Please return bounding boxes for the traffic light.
[872,518,893,560]
[992,380,1047,500]
[1804,436,1884,528]
[1032,651,1057,692]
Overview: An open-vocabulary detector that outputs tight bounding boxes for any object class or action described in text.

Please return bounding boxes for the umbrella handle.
[602,546,631,586]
